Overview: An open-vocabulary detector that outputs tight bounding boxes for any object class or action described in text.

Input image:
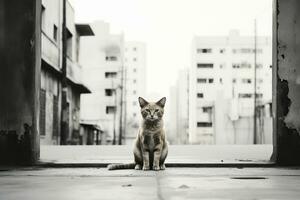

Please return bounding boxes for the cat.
[108,97,168,171]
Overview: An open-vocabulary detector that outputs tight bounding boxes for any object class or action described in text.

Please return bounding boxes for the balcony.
[41,33,60,69]
[67,58,82,83]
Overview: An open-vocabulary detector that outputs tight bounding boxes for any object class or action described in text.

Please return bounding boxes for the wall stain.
[276,0,300,165]
[0,123,33,165]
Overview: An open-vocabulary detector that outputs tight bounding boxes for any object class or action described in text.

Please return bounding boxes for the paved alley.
[0,167,300,200]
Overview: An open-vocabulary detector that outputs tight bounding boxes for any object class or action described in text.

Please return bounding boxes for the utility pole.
[112,81,117,145]
[118,43,125,145]
[253,19,257,144]
[123,67,127,144]
[60,0,68,145]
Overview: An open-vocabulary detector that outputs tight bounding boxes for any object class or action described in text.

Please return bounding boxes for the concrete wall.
[0,0,41,164]
[275,0,300,165]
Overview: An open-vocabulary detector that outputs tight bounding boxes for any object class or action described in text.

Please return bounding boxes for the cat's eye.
[155,109,159,112]
[145,109,150,112]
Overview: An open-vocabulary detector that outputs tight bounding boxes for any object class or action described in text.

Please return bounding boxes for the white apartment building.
[189,30,272,145]
[124,42,147,145]
[79,21,124,144]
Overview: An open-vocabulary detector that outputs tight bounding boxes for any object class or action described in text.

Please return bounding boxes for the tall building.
[40,0,93,145]
[189,30,272,144]
[79,21,125,144]
[168,69,189,144]
[123,42,147,145]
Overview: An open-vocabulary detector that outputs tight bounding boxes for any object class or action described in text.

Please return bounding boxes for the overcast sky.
[70,0,272,99]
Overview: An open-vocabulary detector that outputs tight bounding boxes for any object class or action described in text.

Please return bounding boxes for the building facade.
[189,30,272,144]
[168,69,189,144]
[79,21,124,145]
[123,42,147,145]
[40,0,93,145]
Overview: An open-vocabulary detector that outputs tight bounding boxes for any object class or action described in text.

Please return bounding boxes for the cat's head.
[138,97,166,122]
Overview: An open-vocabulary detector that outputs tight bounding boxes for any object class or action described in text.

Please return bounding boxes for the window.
[53,24,58,41]
[105,72,117,78]
[133,68,137,72]
[133,113,137,117]
[256,93,263,98]
[220,48,225,53]
[133,47,137,51]
[232,78,236,83]
[232,63,240,68]
[240,48,253,53]
[52,95,59,137]
[219,78,223,84]
[106,106,116,114]
[233,62,251,69]
[256,64,263,69]
[197,78,207,83]
[133,90,136,94]
[133,58,137,62]
[66,29,73,58]
[197,48,212,53]
[133,79,137,83]
[197,122,212,127]
[208,78,214,83]
[105,89,115,96]
[197,93,204,98]
[232,48,263,54]
[197,63,213,68]
[238,93,252,98]
[241,62,251,69]
[106,56,118,61]
[39,89,46,136]
[241,78,252,84]
[203,106,212,113]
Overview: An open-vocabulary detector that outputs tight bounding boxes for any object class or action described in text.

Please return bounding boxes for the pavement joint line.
[34,162,276,168]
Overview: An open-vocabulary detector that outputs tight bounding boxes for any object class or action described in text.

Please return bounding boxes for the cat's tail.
[107,163,135,170]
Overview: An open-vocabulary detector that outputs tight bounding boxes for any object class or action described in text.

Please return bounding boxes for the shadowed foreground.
[0,167,300,199]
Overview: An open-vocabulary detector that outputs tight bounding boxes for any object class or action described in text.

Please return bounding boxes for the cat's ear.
[156,97,166,108]
[138,97,149,108]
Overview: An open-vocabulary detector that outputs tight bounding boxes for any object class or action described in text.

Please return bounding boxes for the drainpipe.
[60,0,68,145]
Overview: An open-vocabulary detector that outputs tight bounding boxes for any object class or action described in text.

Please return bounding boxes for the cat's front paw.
[160,164,166,170]
[135,164,142,170]
[142,165,150,171]
[153,165,160,171]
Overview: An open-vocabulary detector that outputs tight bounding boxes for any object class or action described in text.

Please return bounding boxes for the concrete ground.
[1,167,300,200]
[40,145,273,164]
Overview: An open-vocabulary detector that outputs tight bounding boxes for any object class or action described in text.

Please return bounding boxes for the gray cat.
[108,97,168,170]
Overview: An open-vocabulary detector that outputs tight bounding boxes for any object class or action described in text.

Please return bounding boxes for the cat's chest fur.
[142,130,161,151]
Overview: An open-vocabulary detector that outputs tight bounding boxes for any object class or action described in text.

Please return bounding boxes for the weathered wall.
[0,0,41,164]
[275,0,300,165]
